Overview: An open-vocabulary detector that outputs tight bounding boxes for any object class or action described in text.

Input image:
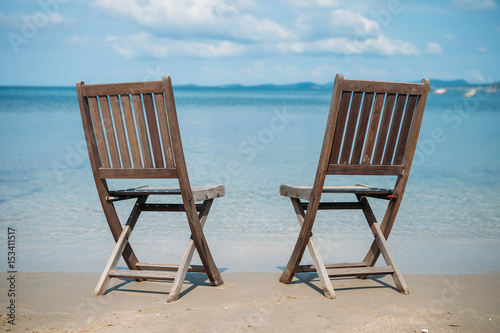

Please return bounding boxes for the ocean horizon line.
[0,78,498,90]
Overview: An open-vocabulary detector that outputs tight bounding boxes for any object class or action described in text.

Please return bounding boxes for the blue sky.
[1,0,499,86]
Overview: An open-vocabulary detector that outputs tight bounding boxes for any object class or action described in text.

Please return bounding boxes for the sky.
[0,0,499,86]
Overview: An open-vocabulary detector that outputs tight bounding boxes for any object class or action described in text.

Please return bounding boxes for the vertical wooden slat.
[394,95,418,165]
[339,91,362,164]
[121,95,142,168]
[351,92,374,164]
[383,94,407,165]
[109,95,131,168]
[99,96,120,168]
[362,93,385,164]
[372,93,396,165]
[88,96,110,168]
[131,94,153,168]
[329,91,352,164]
[143,93,164,168]
[154,93,175,168]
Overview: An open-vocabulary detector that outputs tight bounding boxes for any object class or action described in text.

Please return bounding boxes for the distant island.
[1,79,497,89]
[177,81,333,89]
[177,79,499,89]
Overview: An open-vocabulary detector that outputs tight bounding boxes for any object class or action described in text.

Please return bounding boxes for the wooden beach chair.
[76,76,224,302]
[279,74,430,298]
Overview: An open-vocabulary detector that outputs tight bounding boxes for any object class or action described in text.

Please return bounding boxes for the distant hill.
[177,79,493,89]
[177,81,332,89]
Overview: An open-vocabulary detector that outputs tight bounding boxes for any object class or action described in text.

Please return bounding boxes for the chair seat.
[279,184,392,201]
[109,185,225,202]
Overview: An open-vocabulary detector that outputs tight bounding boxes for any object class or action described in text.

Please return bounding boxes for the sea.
[0,84,499,275]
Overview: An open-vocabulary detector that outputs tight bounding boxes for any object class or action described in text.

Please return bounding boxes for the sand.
[1,272,499,332]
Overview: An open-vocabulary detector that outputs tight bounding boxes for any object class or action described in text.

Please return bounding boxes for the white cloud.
[287,0,340,8]
[444,34,456,40]
[105,32,246,59]
[0,11,68,28]
[294,8,381,39]
[92,0,289,42]
[330,9,380,37]
[477,46,488,52]
[69,36,91,46]
[95,2,418,60]
[281,33,418,56]
[453,0,498,10]
[426,42,443,55]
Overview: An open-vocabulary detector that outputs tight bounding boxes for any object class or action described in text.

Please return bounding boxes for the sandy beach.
[1,271,499,332]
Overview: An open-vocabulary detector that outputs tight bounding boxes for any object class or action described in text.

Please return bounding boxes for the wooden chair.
[279,74,430,298]
[76,76,224,302]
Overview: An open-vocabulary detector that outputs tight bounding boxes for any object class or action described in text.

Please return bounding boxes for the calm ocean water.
[0,85,499,274]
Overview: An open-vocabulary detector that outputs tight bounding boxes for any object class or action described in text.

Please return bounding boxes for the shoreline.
[2,272,499,332]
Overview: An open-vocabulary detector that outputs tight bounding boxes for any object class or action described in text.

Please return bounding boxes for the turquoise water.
[0,85,499,274]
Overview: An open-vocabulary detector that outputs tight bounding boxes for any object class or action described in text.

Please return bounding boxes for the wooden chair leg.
[167,199,214,303]
[290,198,335,299]
[280,195,322,285]
[93,197,145,296]
[97,179,140,271]
[361,197,401,268]
[183,199,223,287]
[359,197,409,294]
[93,225,133,296]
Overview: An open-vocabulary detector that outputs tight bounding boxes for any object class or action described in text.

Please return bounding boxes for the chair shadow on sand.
[277,267,399,296]
[104,267,228,300]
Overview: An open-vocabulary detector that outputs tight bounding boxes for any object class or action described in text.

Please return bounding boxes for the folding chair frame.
[279,74,430,298]
[76,77,224,302]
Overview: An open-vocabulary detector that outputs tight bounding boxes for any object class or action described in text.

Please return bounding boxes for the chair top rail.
[341,78,428,95]
[81,80,164,97]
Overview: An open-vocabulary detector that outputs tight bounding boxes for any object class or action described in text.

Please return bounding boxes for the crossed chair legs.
[279,195,409,299]
[94,193,408,301]
[93,195,222,303]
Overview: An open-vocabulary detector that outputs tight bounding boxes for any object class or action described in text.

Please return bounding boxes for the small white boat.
[433,88,447,94]
[463,88,476,98]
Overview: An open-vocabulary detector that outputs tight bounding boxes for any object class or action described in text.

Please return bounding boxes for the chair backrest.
[76,76,187,181]
[324,74,430,178]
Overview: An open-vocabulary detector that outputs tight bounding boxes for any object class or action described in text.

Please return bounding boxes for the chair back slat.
[329,91,351,164]
[372,93,395,165]
[350,92,374,164]
[154,93,176,168]
[121,94,143,168]
[87,96,111,168]
[361,93,384,164]
[339,91,362,164]
[324,75,429,176]
[394,95,418,164]
[99,96,121,168]
[382,94,407,165]
[143,93,165,168]
[131,94,154,168]
[109,95,132,168]
[76,77,186,180]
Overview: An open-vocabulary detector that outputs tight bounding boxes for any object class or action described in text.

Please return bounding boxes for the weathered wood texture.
[327,78,428,175]
[79,80,176,174]
[279,74,429,298]
[77,76,225,302]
